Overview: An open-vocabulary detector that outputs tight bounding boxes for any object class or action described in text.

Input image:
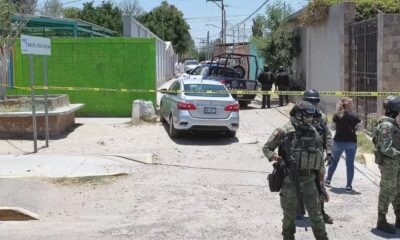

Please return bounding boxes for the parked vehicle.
[160,79,239,138]
[203,53,259,108]
[184,59,200,73]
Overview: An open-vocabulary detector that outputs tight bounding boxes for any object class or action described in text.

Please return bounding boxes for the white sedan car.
[160,79,239,138]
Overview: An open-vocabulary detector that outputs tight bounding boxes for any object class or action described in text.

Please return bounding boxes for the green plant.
[252,1,300,71]
[300,0,400,26]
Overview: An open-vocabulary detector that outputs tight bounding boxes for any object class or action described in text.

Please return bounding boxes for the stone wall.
[377,14,400,114]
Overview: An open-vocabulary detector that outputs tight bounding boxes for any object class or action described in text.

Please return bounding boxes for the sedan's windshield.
[184,84,229,97]
[185,60,199,66]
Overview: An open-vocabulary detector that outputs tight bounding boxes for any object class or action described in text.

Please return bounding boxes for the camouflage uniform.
[314,111,333,200]
[374,116,400,217]
[263,115,328,240]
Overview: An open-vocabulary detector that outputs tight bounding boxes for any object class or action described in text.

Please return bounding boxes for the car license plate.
[204,107,216,114]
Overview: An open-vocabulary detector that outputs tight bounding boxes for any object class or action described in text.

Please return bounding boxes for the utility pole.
[206,0,225,44]
[207,31,210,60]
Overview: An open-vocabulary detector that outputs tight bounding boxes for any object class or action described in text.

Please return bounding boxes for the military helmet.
[383,96,400,112]
[303,89,320,106]
[292,101,316,126]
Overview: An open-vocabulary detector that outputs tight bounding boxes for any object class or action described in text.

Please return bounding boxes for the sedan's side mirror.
[159,88,168,93]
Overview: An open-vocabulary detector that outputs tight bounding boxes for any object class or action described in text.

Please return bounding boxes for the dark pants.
[278,85,289,106]
[261,87,271,108]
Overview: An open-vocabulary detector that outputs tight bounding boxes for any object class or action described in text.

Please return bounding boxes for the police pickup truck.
[203,53,259,108]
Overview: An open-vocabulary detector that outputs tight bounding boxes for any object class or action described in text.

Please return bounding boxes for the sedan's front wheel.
[169,115,180,138]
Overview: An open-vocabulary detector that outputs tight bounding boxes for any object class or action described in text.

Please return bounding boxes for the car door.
[164,81,181,122]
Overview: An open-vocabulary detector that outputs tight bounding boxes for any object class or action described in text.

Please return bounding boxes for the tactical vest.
[374,118,400,154]
[392,124,400,151]
[291,128,324,171]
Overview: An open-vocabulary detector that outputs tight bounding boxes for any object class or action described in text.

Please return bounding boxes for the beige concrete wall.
[377,14,400,114]
[291,2,355,113]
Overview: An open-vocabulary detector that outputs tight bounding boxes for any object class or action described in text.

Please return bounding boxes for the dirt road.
[0,102,397,239]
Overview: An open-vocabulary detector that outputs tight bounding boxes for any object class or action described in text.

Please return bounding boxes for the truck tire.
[239,101,249,108]
[226,131,237,138]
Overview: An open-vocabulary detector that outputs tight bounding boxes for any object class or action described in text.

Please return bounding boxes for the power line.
[234,0,269,27]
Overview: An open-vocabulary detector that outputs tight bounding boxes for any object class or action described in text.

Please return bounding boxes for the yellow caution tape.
[1,84,400,97]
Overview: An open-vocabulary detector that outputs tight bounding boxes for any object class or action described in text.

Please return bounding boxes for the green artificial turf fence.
[10,38,156,117]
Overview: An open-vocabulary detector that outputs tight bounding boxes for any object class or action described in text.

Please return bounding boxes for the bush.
[300,0,400,26]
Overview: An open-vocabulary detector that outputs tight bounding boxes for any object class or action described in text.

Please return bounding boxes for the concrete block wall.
[377,14,400,114]
[290,2,356,113]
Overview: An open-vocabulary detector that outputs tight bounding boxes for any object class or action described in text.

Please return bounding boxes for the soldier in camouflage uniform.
[290,90,334,224]
[373,95,400,234]
[264,101,329,240]
[303,90,334,224]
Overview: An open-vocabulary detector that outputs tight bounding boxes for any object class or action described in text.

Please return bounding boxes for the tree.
[41,0,63,17]
[252,1,298,71]
[63,7,80,19]
[79,1,122,35]
[137,1,192,59]
[252,15,266,37]
[0,0,30,100]
[120,0,144,17]
[264,1,292,33]
[10,0,37,14]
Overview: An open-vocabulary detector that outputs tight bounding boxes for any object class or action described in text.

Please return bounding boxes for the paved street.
[0,103,397,239]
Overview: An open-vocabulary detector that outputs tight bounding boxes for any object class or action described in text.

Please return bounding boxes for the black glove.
[325,153,332,166]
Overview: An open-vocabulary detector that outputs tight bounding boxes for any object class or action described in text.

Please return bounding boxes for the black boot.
[323,212,333,224]
[377,213,396,234]
[321,202,333,224]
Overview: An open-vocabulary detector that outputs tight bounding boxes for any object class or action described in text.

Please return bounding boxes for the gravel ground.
[0,101,398,239]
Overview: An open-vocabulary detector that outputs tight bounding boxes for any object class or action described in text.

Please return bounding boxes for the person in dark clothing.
[275,66,290,106]
[326,97,361,193]
[257,64,275,108]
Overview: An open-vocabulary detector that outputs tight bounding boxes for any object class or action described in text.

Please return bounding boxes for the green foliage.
[0,0,16,42]
[264,1,293,32]
[79,1,122,35]
[300,0,400,25]
[119,0,144,17]
[41,0,63,17]
[355,0,400,21]
[252,1,299,71]
[252,15,265,37]
[10,0,37,14]
[63,7,80,19]
[137,1,192,57]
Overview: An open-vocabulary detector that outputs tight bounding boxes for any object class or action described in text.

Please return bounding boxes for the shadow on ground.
[162,123,239,146]
[329,187,362,195]
[0,123,83,141]
[370,228,400,238]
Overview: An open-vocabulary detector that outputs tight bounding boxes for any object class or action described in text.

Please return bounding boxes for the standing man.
[264,101,329,240]
[257,64,275,108]
[275,66,290,106]
[373,96,400,234]
[302,89,334,224]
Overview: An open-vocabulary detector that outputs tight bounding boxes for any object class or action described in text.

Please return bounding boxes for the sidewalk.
[0,154,152,178]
